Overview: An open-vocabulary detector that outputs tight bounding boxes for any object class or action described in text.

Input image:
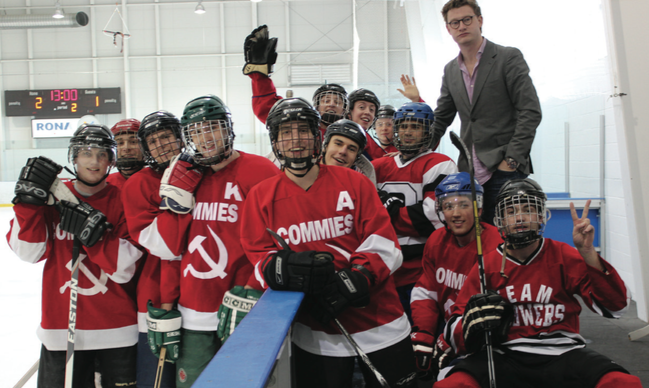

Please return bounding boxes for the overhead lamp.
[194,1,206,14]
[53,0,64,18]
[251,0,262,3]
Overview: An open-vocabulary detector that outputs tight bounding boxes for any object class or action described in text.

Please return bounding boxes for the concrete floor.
[580,300,649,386]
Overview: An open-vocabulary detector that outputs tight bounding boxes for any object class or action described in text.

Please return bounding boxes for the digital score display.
[4,88,121,118]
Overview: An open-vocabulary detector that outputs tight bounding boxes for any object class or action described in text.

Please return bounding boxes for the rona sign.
[31,118,79,138]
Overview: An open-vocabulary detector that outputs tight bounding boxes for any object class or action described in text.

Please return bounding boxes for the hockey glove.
[13,156,63,206]
[262,249,334,294]
[216,286,263,343]
[432,334,456,374]
[159,153,204,214]
[310,267,371,325]
[410,330,435,380]
[242,25,278,76]
[58,200,112,248]
[462,290,514,353]
[147,301,181,363]
[378,190,404,218]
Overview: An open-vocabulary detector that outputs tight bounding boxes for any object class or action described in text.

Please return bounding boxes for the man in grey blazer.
[432,0,542,225]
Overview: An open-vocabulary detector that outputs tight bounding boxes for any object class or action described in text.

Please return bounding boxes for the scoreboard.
[4,88,121,118]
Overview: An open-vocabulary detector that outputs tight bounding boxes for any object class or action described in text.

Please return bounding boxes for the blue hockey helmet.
[393,102,434,158]
[435,172,483,227]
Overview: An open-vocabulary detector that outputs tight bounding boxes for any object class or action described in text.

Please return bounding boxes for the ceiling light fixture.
[53,0,64,18]
[194,1,206,14]
[251,0,262,3]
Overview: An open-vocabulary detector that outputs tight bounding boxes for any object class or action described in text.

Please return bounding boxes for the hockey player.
[147,95,278,387]
[7,124,143,388]
[409,172,502,380]
[107,118,145,188]
[347,88,388,161]
[120,111,184,388]
[242,24,347,139]
[370,104,398,154]
[241,97,417,388]
[321,118,376,185]
[372,102,458,321]
[435,178,642,388]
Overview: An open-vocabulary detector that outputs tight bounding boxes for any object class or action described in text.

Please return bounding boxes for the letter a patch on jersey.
[336,191,354,211]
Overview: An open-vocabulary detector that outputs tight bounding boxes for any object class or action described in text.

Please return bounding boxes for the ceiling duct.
[0,12,88,29]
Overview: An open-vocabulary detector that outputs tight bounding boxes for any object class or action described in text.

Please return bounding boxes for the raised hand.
[570,200,602,269]
[397,74,421,102]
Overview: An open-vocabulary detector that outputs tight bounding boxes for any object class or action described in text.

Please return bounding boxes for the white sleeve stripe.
[422,160,459,188]
[410,286,438,303]
[106,238,143,284]
[8,215,47,264]
[139,217,177,259]
[356,234,403,275]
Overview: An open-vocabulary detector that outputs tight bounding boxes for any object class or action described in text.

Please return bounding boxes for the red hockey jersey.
[410,223,502,335]
[445,238,630,356]
[7,181,143,351]
[106,171,127,189]
[372,150,458,286]
[241,164,411,357]
[121,167,178,332]
[153,152,278,331]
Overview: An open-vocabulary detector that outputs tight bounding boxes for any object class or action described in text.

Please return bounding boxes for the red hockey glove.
[159,153,204,214]
[411,330,435,379]
[262,249,334,294]
[13,156,63,206]
[462,290,514,353]
[242,25,278,76]
[432,334,456,372]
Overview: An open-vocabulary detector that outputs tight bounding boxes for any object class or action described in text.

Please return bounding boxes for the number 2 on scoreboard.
[35,97,42,110]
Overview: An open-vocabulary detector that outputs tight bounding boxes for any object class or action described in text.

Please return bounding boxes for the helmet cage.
[138,112,183,173]
[393,117,432,157]
[68,126,117,167]
[182,119,235,167]
[494,194,551,249]
[267,98,322,173]
[313,89,348,126]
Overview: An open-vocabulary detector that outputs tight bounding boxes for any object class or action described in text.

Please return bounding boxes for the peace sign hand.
[570,200,603,270]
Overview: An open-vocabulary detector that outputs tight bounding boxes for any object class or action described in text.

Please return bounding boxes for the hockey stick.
[629,324,649,341]
[48,177,83,388]
[449,131,497,388]
[64,237,82,388]
[154,347,167,388]
[265,228,391,388]
[13,359,39,388]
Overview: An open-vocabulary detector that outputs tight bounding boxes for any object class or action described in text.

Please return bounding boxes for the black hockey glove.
[58,200,112,248]
[310,267,371,325]
[410,330,435,380]
[262,249,334,294]
[13,156,63,206]
[378,189,404,218]
[242,25,278,76]
[462,290,514,353]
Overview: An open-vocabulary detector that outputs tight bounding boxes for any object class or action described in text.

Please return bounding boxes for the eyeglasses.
[448,15,475,29]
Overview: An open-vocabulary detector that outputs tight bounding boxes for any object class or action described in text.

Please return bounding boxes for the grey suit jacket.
[432,39,541,175]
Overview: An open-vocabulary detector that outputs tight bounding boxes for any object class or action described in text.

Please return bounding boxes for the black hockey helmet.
[267,97,322,175]
[322,119,367,161]
[180,95,235,167]
[68,123,117,186]
[494,178,550,249]
[348,88,380,113]
[138,111,183,173]
[312,83,348,126]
